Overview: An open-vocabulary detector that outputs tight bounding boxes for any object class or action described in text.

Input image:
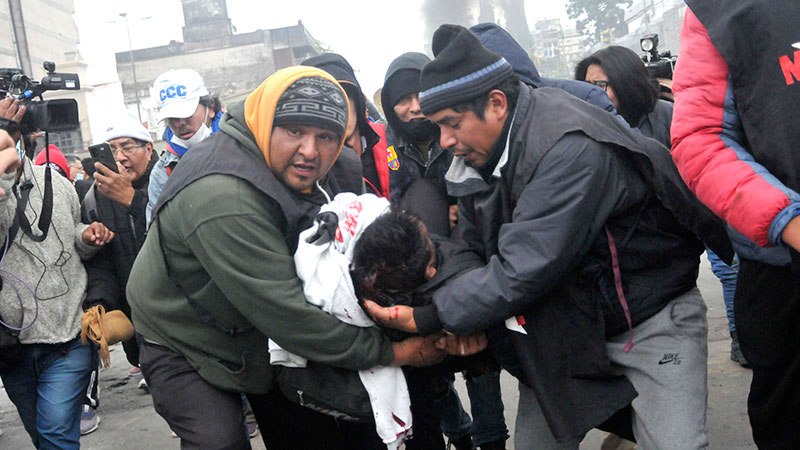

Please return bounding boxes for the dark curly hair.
[350,209,432,308]
[199,94,223,116]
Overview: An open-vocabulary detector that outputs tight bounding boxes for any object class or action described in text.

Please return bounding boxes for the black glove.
[306,211,339,245]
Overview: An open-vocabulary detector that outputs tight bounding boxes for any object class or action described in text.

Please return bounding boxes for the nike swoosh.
[793,42,800,49]
[657,359,673,365]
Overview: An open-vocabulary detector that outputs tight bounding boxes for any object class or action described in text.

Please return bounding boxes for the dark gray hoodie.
[381,52,453,202]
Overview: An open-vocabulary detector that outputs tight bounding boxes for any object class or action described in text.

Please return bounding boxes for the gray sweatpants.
[515,288,709,450]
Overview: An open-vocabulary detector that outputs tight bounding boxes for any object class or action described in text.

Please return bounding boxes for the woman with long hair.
[575,45,673,148]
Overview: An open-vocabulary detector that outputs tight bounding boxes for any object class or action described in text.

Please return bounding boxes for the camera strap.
[0,117,20,134]
[12,165,53,243]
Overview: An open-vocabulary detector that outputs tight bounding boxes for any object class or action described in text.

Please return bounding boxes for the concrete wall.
[0,0,122,154]
[20,0,79,78]
[0,0,79,77]
[117,39,277,109]
[0,2,17,68]
[114,21,318,137]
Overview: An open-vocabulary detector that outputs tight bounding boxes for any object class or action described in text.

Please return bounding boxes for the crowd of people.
[0,1,798,448]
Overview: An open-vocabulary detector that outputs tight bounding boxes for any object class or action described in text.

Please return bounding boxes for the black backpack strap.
[155,216,254,337]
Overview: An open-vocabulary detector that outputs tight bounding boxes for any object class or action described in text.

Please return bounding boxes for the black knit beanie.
[419,24,514,116]
[273,76,348,136]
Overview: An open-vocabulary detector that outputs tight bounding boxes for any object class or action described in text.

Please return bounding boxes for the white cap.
[101,115,153,143]
[153,69,209,121]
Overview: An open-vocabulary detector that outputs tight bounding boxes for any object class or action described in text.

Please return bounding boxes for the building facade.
[531,19,590,79]
[115,0,320,133]
[1,0,80,79]
[1,0,88,154]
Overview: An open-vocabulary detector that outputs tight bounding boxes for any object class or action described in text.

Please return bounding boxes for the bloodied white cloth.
[268,193,411,449]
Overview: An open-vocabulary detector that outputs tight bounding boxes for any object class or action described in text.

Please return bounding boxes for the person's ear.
[486,90,508,122]
[205,105,215,126]
[426,265,437,280]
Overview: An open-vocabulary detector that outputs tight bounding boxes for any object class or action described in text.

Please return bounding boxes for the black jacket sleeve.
[81,184,148,312]
[431,134,627,335]
[83,244,121,311]
[128,187,149,249]
[80,186,120,311]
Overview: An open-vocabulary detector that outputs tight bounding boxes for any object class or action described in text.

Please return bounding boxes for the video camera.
[640,34,677,80]
[0,61,80,135]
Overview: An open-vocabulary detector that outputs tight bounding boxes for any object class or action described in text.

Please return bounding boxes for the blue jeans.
[436,380,473,440]
[707,249,739,332]
[465,371,508,445]
[0,336,95,449]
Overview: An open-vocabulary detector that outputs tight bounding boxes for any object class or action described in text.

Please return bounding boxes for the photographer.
[575,46,673,148]
[0,106,114,449]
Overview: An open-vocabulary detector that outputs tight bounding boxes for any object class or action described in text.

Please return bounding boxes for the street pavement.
[0,256,755,449]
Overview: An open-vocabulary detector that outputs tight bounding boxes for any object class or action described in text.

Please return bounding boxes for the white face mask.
[170,108,211,150]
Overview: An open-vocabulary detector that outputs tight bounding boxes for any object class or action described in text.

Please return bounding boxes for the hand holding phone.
[88,143,118,173]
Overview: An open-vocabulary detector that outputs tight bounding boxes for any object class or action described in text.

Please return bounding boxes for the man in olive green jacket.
[127,67,443,450]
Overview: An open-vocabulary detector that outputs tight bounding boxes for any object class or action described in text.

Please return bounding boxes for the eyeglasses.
[588,80,610,91]
[110,142,146,156]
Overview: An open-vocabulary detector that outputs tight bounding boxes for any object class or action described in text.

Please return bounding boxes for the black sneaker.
[447,435,474,450]
[479,438,507,450]
[730,331,750,367]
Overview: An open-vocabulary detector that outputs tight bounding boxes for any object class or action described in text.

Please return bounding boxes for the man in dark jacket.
[79,116,157,432]
[367,25,733,449]
[382,53,456,234]
[83,116,157,366]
